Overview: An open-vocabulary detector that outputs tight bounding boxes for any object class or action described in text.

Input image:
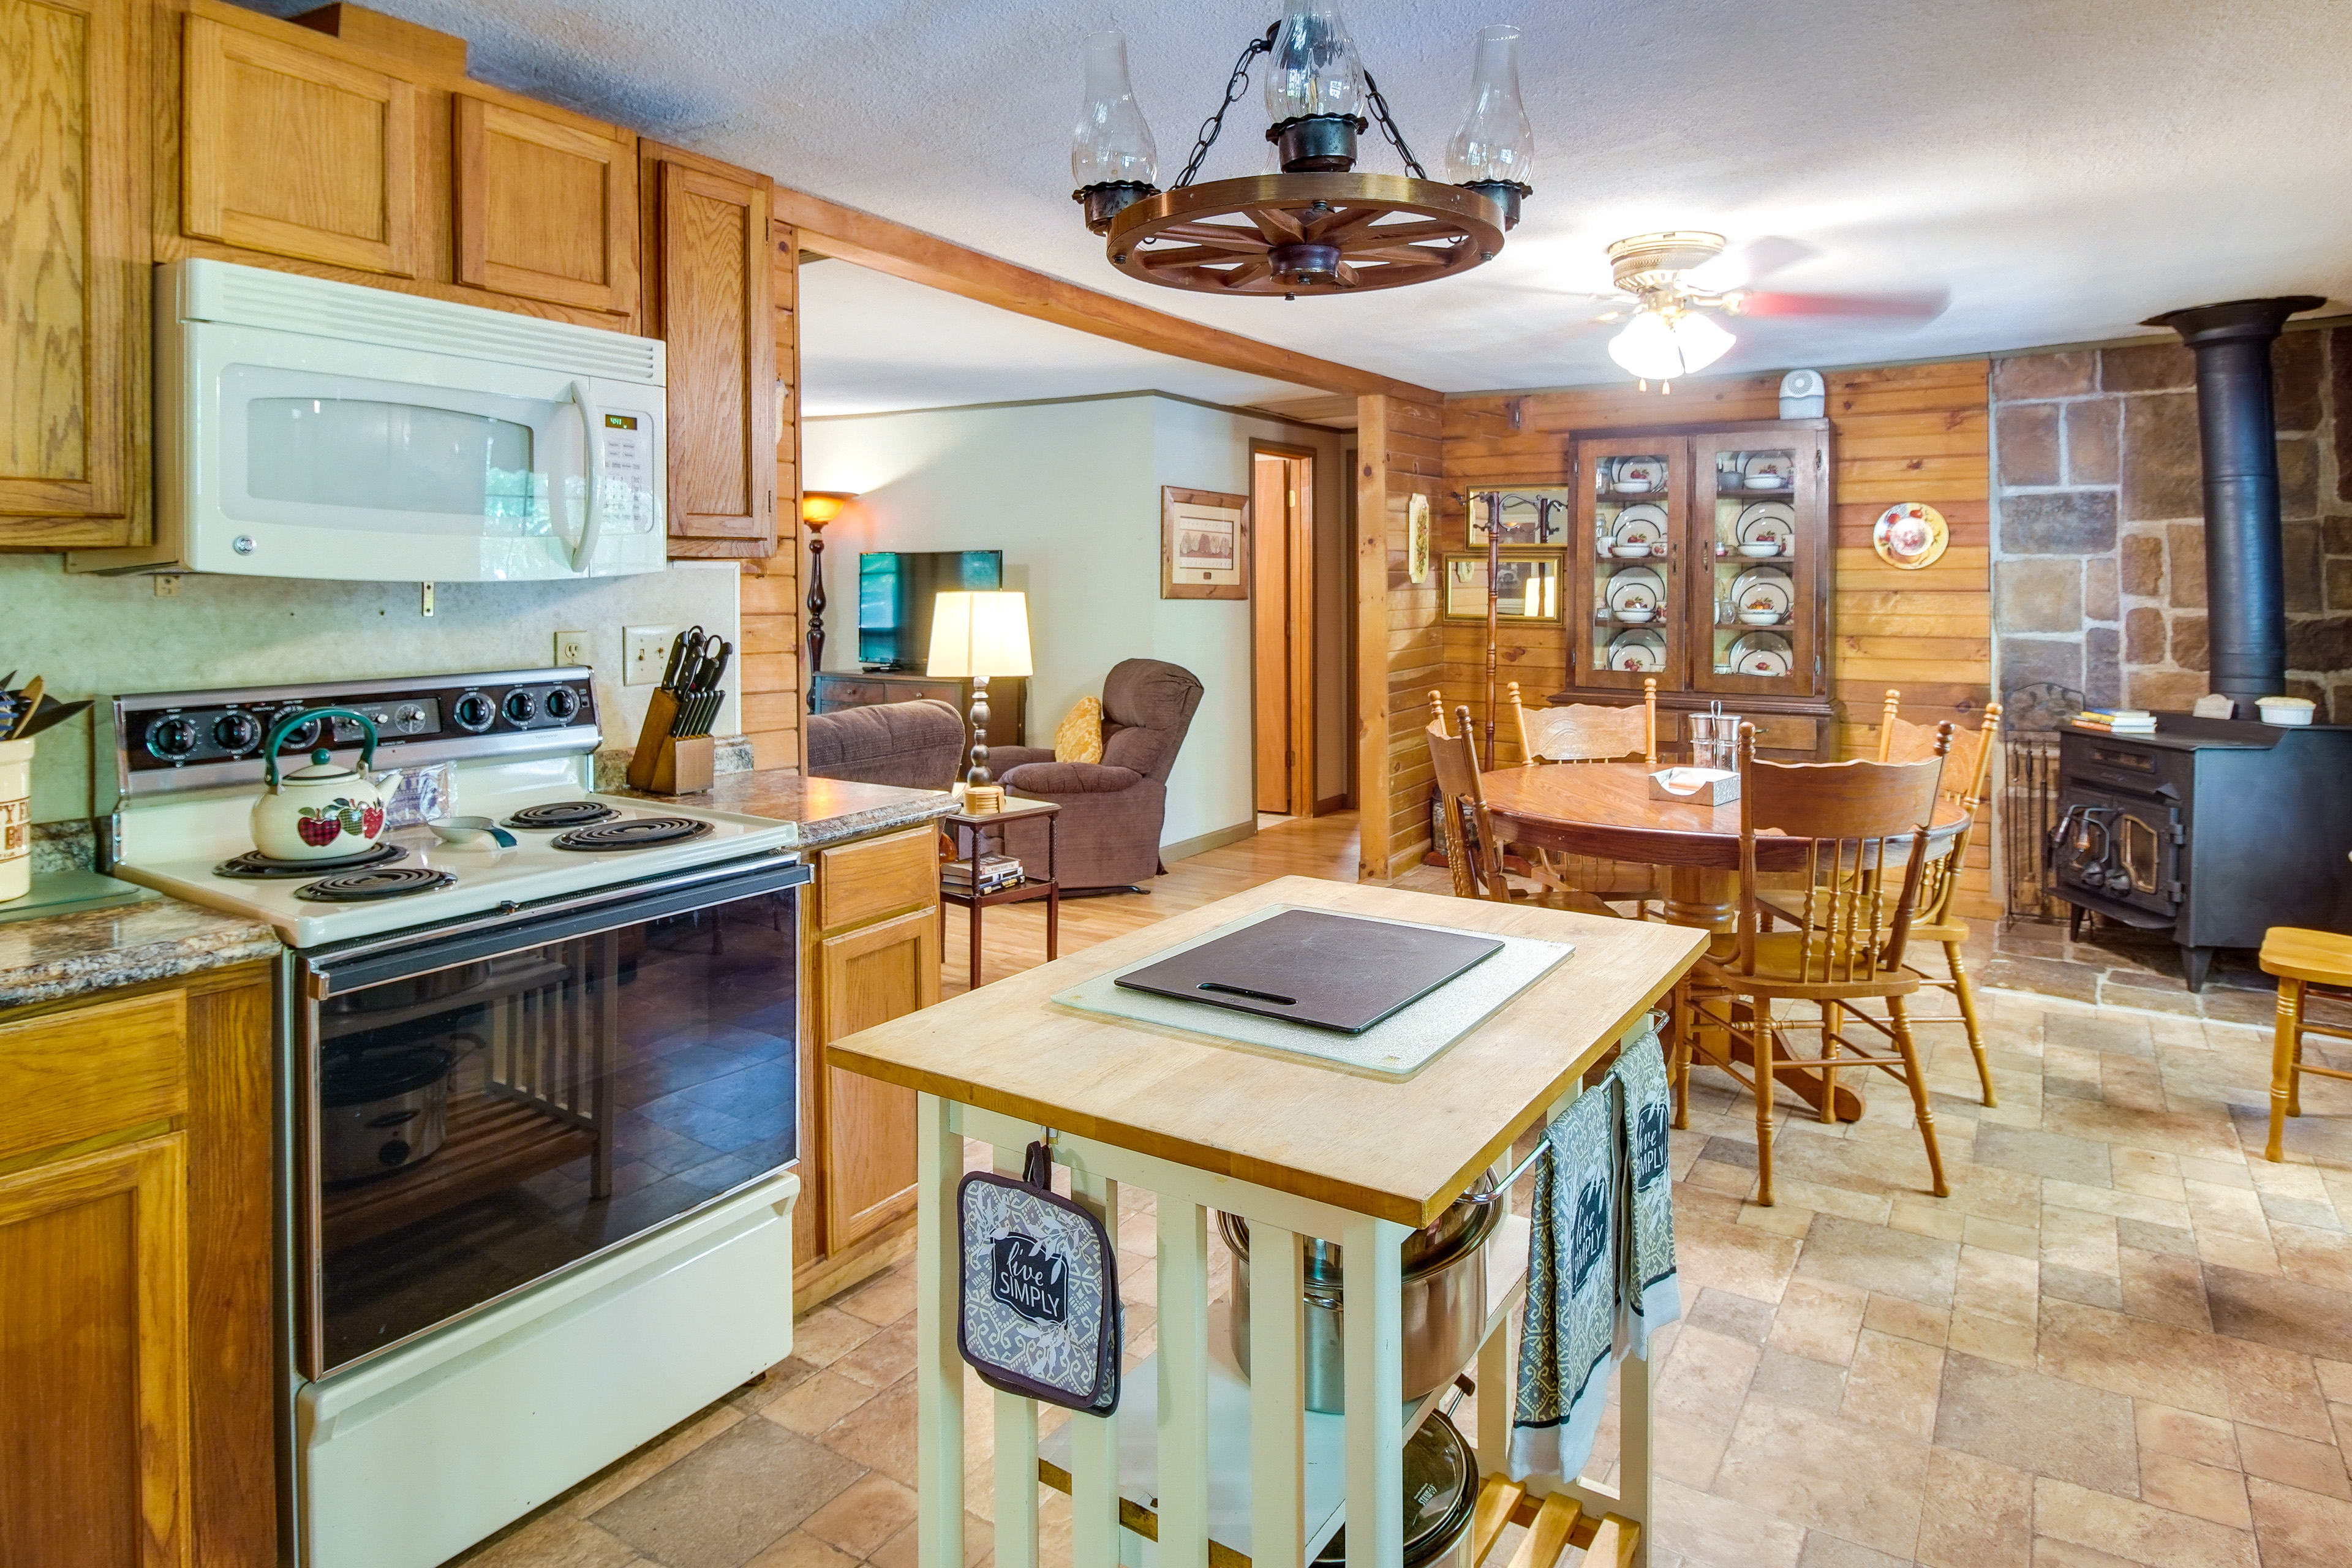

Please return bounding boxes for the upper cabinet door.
[0,0,142,543]
[182,15,423,277]
[453,96,637,316]
[654,157,774,550]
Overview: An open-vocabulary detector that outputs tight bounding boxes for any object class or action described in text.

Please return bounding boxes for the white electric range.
[104,669,810,1568]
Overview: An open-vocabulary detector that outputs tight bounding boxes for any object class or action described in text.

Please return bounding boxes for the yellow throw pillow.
[1054,696,1104,764]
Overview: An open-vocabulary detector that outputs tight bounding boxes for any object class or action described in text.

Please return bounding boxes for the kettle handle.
[263,707,380,787]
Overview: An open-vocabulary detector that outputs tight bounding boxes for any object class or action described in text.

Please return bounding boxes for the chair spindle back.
[1509,677,1657,765]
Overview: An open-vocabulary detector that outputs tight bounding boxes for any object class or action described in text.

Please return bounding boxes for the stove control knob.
[394,703,428,732]
[212,712,262,753]
[148,715,200,759]
[543,686,579,722]
[274,714,322,752]
[452,693,495,733]
[503,690,538,725]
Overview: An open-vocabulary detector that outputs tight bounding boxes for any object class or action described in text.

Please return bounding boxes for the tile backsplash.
[0,556,738,824]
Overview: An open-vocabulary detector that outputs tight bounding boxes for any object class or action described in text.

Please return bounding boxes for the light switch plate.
[554,631,590,668]
[624,626,672,686]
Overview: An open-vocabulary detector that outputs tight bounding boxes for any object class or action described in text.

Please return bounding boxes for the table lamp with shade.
[927,590,1032,813]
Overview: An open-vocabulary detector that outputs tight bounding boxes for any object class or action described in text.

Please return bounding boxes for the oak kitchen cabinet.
[0,0,149,550]
[454,92,637,316]
[643,141,778,560]
[795,823,940,1305]
[0,963,276,1567]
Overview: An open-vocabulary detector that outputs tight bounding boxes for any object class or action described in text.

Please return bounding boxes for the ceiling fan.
[1586,232,1947,388]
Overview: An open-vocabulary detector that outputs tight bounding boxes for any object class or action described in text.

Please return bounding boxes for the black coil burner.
[217,842,407,878]
[551,817,712,852]
[504,801,620,830]
[295,866,458,902]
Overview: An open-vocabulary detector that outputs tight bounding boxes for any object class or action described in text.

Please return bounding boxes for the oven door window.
[306,887,797,1375]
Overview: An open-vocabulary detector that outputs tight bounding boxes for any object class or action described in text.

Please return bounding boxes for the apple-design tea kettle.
[252,707,387,861]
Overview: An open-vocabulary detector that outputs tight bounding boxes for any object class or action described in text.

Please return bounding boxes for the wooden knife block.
[625,690,714,794]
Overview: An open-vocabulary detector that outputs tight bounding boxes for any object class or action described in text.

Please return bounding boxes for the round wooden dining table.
[1480,761,1973,1121]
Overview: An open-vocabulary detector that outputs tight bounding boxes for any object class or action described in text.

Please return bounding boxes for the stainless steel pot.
[321,1044,452,1182]
[1310,1409,1478,1566]
[1221,1180,1502,1413]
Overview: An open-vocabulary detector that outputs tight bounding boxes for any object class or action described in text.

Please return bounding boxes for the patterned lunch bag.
[957,1141,1122,1414]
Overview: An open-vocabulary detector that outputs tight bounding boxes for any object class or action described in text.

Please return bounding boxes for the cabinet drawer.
[813,678,884,710]
[0,991,189,1163]
[816,826,938,935]
[1747,715,1822,756]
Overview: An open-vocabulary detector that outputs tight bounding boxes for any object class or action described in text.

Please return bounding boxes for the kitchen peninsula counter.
[0,891,279,1011]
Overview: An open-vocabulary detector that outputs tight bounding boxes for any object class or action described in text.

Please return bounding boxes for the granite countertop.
[616,770,960,848]
[0,894,281,1012]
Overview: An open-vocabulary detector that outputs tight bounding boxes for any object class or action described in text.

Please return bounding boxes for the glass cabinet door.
[1691,427,1823,700]
[1574,437,1687,693]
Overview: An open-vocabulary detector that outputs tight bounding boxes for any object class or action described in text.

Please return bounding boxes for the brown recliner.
[989,659,1204,892]
[804,699,965,790]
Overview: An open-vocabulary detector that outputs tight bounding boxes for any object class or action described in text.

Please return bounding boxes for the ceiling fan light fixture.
[1071,31,1161,234]
[1608,304,1735,383]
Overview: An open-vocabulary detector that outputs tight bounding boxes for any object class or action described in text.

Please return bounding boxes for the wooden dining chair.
[1679,722,1954,1206]
[2259,927,2352,1161]
[1426,699,1613,918]
[1501,679,1661,916]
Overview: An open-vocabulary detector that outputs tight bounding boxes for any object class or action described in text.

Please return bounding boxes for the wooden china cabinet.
[1550,419,1835,760]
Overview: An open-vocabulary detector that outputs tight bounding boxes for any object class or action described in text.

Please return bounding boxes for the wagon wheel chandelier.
[1069,2,1534,298]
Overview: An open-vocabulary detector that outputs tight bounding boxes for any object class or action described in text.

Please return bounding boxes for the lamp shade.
[926,591,1033,679]
[1607,306,1735,382]
[800,491,854,526]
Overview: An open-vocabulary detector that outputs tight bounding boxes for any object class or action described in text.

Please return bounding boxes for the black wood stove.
[2051,716,2352,989]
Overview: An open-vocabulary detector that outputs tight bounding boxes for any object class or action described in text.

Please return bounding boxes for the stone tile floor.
[451,907,2352,1567]
[1986,916,2291,1024]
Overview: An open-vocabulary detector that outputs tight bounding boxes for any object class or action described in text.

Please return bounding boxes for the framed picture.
[1407,493,1431,583]
[1467,485,1570,546]
[1161,486,1250,600]
[1442,550,1566,622]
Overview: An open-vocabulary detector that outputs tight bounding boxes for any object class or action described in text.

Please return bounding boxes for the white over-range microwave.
[72,259,668,581]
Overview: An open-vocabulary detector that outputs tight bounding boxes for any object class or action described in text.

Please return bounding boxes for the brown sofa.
[989,659,1204,892]
[804,698,965,790]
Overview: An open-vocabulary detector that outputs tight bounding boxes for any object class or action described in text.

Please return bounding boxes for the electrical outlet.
[554,631,590,668]
[153,574,181,597]
[624,626,673,686]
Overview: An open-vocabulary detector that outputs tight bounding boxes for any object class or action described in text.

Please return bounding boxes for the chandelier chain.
[1360,67,1430,181]
[1174,24,1277,189]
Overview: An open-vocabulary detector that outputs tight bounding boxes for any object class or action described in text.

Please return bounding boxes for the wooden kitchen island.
[829,875,1706,1568]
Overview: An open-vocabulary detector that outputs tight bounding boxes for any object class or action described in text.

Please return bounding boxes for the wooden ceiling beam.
[771,183,1438,401]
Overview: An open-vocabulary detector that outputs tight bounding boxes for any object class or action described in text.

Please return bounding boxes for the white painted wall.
[804,393,1344,850]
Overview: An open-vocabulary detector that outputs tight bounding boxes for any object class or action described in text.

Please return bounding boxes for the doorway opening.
[1252,442,1317,819]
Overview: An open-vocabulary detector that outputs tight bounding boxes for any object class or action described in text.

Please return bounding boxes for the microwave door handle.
[568,380,603,573]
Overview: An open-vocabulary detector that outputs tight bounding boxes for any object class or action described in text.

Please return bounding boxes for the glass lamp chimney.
[1071,31,1159,233]
[1265,0,1364,121]
[1447,24,1533,227]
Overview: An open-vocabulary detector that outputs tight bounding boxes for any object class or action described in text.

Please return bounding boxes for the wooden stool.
[2260,927,2352,1161]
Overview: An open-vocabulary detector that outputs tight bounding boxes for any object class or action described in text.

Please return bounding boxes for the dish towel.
[1609,1019,1681,1360]
[1508,1077,1619,1484]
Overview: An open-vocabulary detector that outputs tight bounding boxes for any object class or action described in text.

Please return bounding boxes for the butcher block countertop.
[826,876,1708,1226]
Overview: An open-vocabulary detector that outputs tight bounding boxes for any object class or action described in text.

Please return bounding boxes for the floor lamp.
[800,491,856,710]
[926,590,1033,813]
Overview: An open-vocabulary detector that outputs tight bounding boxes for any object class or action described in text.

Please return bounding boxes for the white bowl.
[1744,473,1787,489]
[1611,543,1654,559]
[1613,480,1654,495]
[1616,607,1656,624]
[429,815,518,849]
[1738,541,1784,558]
[1738,609,1782,626]
[2257,697,2316,726]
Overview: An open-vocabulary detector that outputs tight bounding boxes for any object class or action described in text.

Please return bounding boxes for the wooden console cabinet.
[0,962,276,1567]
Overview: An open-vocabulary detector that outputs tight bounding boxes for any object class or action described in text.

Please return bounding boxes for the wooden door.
[650,154,775,554]
[0,0,143,545]
[1574,434,1691,695]
[181,13,424,276]
[1689,423,1830,703]
[817,905,940,1248]
[454,95,637,315]
[1253,451,1290,813]
[0,1135,191,1567]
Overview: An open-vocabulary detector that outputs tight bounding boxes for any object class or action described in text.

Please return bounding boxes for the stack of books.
[943,854,1024,895]
[2073,707,2157,734]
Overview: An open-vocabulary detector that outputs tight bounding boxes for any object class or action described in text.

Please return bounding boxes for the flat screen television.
[857,550,1003,670]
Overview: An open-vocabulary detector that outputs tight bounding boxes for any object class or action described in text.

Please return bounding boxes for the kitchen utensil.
[1223,1183,1501,1411]
[251,707,387,861]
[320,1043,453,1182]
[10,695,92,741]
[1738,608,1783,625]
[1114,909,1504,1035]
[1743,472,1787,490]
[1688,706,1742,771]
[659,625,698,692]
[0,736,30,902]
[1609,543,1652,559]
[428,815,518,849]
[1308,1408,1479,1566]
[2258,696,2317,726]
[1615,606,1656,624]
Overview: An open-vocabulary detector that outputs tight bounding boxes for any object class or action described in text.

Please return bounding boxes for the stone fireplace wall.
[1988,326,2351,716]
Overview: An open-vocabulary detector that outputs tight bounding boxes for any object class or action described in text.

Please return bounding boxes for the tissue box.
[1649,767,1740,805]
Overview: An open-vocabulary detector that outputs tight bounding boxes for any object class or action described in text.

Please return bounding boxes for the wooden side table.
[938,799,1060,989]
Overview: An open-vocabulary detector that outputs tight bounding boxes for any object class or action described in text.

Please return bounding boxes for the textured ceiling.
[254,0,2352,393]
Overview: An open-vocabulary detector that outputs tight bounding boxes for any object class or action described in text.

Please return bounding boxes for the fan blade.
[1732,288,1948,321]
[1683,235,1814,294]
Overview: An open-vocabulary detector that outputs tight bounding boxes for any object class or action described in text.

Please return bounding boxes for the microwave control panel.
[597,411,657,534]
[115,668,598,783]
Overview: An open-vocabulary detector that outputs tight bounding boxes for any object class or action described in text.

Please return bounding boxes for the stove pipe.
[2141,296,2324,706]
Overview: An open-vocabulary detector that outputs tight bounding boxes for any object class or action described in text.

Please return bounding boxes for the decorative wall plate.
[1408,494,1431,583]
[1872,502,1949,569]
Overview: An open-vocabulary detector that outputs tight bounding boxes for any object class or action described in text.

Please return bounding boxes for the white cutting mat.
[1052,903,1573,1080]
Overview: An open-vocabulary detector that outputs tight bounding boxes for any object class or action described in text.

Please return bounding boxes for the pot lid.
[1224,1173,1498,1283]
[323,1045,453,1107]
[1312,1411,1477,1565]
[284,747,361,782]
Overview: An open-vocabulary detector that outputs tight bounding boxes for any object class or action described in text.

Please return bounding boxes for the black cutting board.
[1113,909,1504,1035]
